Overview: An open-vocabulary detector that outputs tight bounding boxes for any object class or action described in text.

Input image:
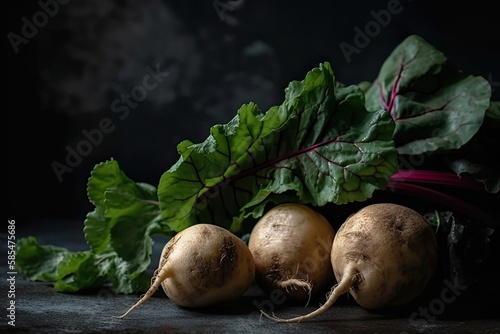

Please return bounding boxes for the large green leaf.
[364,35,491,155]
[158,62,398,233]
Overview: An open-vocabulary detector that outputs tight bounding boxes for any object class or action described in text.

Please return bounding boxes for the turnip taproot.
[264,203,438,322]
[115,224,255,318]
[248,203,336,303]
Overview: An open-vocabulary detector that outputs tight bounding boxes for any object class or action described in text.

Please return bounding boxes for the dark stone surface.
[3,281,500,334]
[3,268,500,334]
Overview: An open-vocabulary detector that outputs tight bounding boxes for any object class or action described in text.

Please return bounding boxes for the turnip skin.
[263,203,438,322]
[248,203,336,303]
[115,224,255,318]
[331,203,438,310]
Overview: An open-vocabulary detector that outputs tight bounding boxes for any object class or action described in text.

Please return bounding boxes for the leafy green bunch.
[16,35,498,294]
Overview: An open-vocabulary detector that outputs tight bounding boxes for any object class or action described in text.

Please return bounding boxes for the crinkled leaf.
[54,253,104,293]
[98,249,151,294]
[364,35,491,155]
[56,251,93,278]
[84,160,171,264]
[16,237,151,294]
[86,159,131,210]
[84,159,134,254]
[53,247,150,294]
[83,160,171,290]
[15,238,100,292]
[15,236,69,282]
[105,180,168,273]
[107,196,165,274]
[158,62,397,233]
[83,209,109,254]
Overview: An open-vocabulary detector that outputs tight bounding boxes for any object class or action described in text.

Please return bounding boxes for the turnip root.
[248,203,336,303]
[115,224,255,318]
[264,203,438,322]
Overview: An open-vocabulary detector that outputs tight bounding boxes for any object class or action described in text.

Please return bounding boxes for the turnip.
[248,203,336,303]
[264,203,438,322]
[115,224,255,318]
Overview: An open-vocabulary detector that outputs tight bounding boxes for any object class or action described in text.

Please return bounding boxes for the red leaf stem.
[378,63,404,117]
[390,170,484,192]
[387,64,404,115]
[387,181,498,227]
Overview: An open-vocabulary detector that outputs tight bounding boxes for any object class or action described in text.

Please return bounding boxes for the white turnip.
[115,224,255,318]
[264,203,438,322]
[248,203,336,303]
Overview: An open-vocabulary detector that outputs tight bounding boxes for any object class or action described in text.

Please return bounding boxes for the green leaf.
[102,252,151,294]
[86,159,132,210]
[56,251,92,278]
[83,209,109,254]
[54,253,104,293]
[82,160,171,292]
[15,237,69,282]
[364,35,491,155]
[107,193,165,274]
[83,160,171,262]
[158,62,398,233]
[16,236,152,294]
[15,236,100,292]
[84,159,135,254]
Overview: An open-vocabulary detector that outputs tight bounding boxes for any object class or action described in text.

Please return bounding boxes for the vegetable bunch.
[16,35,498,294]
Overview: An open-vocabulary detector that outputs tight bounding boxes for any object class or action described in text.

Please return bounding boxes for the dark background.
[6,0,500,225]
